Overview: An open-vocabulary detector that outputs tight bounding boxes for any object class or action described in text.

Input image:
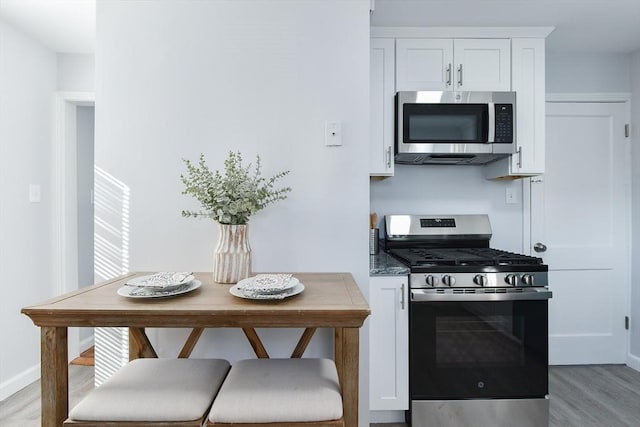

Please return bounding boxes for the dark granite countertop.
[369,252,410,276]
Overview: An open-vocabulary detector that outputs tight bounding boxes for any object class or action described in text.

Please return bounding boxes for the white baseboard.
[627,352,640,372]
[0,363,40,402]
[370,410,406,423]
[0,336,95,402]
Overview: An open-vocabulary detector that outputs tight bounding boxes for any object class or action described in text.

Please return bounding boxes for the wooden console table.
[22,272,370,427]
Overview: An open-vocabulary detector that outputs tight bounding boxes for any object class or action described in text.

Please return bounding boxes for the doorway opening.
[53,92,95,361]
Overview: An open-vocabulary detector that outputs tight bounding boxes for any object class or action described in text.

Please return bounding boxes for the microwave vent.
[395,152,509,166]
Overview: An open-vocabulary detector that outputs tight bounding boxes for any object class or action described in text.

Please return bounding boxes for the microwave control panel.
[494,104,513,143]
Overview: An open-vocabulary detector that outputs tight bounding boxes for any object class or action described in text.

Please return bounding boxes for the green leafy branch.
[180,151,291,225]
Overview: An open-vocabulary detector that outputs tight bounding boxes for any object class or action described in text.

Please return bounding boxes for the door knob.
[533,243,547,253]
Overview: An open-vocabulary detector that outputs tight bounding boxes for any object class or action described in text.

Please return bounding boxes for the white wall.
[57,53,95,92]
[546,52,632,93]
[0,19,57,400]
[630,49,640,362]
[370,166,526,252]
[96,0,371,423]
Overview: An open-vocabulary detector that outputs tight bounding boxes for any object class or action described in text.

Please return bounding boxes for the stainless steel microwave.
[396,91,516,165]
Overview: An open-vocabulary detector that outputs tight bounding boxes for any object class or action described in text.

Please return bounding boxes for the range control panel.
[420,218,456,228]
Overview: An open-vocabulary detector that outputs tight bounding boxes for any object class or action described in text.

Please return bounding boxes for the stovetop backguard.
[384,214,492,249]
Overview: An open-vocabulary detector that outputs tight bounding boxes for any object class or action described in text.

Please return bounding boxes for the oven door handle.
[410,288,553,302]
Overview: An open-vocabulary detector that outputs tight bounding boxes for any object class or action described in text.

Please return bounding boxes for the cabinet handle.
[446,64,452,86]
[400,283,405,310]
[386,146,392,168]
[516,147,522,168]
[457,64,463,86]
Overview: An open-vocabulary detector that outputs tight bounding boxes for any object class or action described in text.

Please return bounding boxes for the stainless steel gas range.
[384,214,551,427]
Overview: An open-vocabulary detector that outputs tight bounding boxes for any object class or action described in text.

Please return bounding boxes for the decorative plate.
[118,280,201,299]
[125,272,194,290]
[229,283,305,300]
[235,274,299,294]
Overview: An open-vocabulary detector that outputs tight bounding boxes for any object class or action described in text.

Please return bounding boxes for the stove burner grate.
[390,247,543,267]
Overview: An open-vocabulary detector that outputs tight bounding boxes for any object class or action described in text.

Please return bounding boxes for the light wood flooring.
[1,364,639,426]
[69,346,95,367]
[0,365,94,427]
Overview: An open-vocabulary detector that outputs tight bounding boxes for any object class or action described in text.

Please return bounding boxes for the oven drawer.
[411,398,549,427]
[410,299,548,400]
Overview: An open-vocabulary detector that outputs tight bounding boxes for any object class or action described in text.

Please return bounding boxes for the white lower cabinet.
[369,276,409,410]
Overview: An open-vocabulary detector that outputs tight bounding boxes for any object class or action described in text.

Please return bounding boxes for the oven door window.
[403,104,488,143]
[410,300,548,399]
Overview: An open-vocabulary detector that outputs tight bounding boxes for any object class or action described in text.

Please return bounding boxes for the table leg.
[129,327,158,359]
[291,327,317,358]
[335,327,359,427]
[242,328,270,358]
[41,326,68,427]
[178,328,205,358]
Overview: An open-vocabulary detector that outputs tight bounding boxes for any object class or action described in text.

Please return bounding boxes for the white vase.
[213,223,251,284]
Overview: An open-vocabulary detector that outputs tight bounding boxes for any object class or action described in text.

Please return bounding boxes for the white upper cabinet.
[395,39,453,91]
[396,38,511,92]
[453,39,511,91]
[485,38,546,179]
[370,38,395,176]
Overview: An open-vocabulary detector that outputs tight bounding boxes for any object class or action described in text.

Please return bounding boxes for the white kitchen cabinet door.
[453,39,511,91]
[531,101,630,365]
[396,38,509,92]
[369,276,409,411]
[485,38,545,179]
[370,38,395,176]
[395,39,453,91]
[510,38,545,174]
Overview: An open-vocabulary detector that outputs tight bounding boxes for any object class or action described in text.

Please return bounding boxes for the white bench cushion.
[208,358,343,423]
[69,358,230,422]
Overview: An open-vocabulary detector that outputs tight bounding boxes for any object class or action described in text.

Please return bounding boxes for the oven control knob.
[442,275,455,287]
[473,275,487,286]
[521,274,535,286]
[504,274,517,286]
[425,275,440,286]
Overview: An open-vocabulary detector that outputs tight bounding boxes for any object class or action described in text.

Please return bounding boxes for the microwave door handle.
[488,103,495,143]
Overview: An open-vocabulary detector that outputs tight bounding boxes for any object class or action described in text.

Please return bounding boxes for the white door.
[531,101,630,364]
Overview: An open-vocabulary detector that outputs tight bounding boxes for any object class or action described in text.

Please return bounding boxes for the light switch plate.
[325,121,342,146]
[29,184,41,203]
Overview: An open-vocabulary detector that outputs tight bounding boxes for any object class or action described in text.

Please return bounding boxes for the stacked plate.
[230,274,304,300]
[118,272,201,298]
